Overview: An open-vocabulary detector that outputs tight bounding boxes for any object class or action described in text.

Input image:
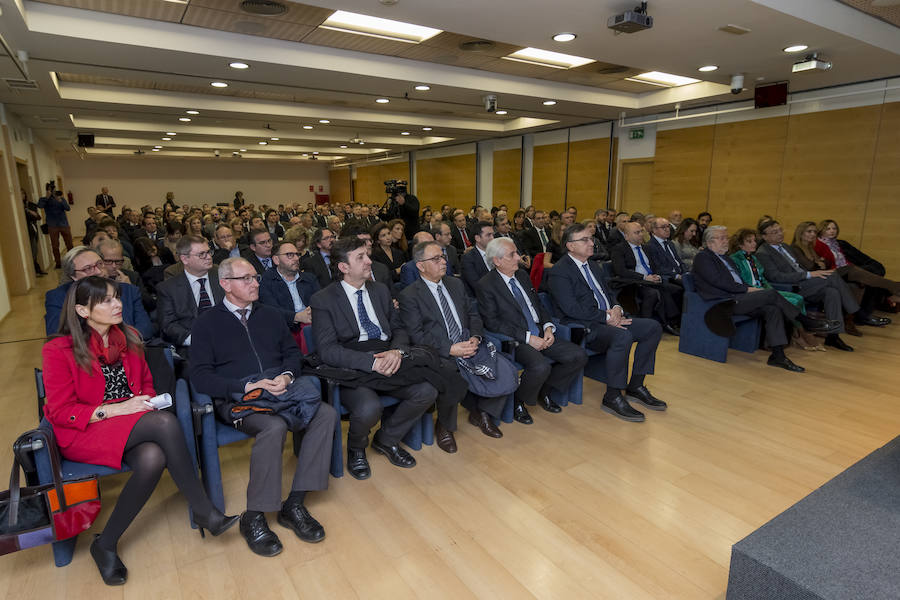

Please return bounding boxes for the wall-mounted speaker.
[77,133,95,147]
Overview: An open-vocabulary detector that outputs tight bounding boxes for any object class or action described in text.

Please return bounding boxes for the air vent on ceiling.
[37,116,61,124]
[718,24,751,35]
[595,65,630,74]
[240,0,287,16]
[459,40,496,52]
[4,78,39,91]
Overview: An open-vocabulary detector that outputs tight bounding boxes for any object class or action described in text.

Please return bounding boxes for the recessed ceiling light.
[401,131,411,135]
[319,119,330,124]
[552,33,577,42]
[340,145,348,148]
[240,148,247,152]
[313,152,319,155]
[422,127,432,131]
[210,81,228,88]
[542,100,557,106]
[302,153,309,157]
[698,65,718,72]
[258,141,267,145]
[152,148,161,151]
[626,71,701,87]
[229,61,249,69]
[783,44,808,53]
[375,98,390,104]
[186,110,199,115]
[495,110,508,115]
[303,125,314,130]
[414,84,431,91]
[179,117,192,122]
[270,137,279,141]
[166,132,176,136]
[320,10,442,44]
[154,145,163,149]
[161,137,171,141]
[503,47,594,69]
[163,0,187,4]
[359,142,365,145]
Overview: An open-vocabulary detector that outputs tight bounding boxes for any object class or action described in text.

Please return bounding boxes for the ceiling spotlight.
[303,125,314,130]
[161,137,171,141]
[552,32,576,42]
[240,148,247,152]
[151,148,160,151]
[542,100,557,106]
[319,119,330,123]
[258,141,267,145]
[210,81,229,88]
[270,137,279,141]
[783,44,808,53]
[229,61,249,69]
[375,98,390,103]
[340,144,348,148]
[179,117,192,122]
[414,84,431,91]
[166,132,176,136]
[698,65,718,72]
[401,131,411,135]
[186,110,199,115]
[154,145,163,149]
[302,153,309,157]
[422,127,433,131]
[313,151,319,155]
[495,110,508,115]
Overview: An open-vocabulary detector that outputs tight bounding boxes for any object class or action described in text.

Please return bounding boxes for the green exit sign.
[629,128,645,140]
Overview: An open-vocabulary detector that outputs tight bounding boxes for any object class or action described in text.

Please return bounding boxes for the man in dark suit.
[399,241,508,448]
[433,223,461,275]
[191,257,336,557]
[265,209,285,241]
[301,227,335,289]
[449,210,473,254]
[691,226,840,373]
[460,221,495,297]
[520,210,550,258]
[547,223,665,423]
[95,187,115,215]
[241,229,274,274]
[645,217,686,282]
[397,231,436,291]
[606,212,629,248]
[476,237,587,422]
[156,235,225,357]
[593,209,612,246]
[310,238,437,480]
[212,224,244,264]
[131,212,163,244]
[756,219,868,351]
[257,241,319,338]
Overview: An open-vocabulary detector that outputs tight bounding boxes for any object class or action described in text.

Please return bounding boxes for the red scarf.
[88,326,128,365]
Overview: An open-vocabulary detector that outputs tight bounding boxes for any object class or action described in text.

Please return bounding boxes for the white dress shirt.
[340,280,388,341]
[278,270,306,312]
[182,270,215,346]
[497,271,554,342]
[569,255,615,312]
[422,278,462,338]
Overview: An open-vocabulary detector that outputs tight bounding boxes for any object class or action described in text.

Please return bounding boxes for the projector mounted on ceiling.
[792,53,832,73]
[608,2,653,33]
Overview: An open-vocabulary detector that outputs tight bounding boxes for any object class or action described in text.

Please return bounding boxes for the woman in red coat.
[42,276,238,586]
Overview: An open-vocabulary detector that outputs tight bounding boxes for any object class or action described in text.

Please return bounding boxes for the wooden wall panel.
[416,154,476,210]
[355,162,409,206]
[778,105,881,246]
[650,125,715,220]
[328,167,351,205]
[492,148,521,208]
[620,161,654,215]
[566,138,612,217]
[708,116,788,233]
[531,143,567,214]
[861,102,900,276]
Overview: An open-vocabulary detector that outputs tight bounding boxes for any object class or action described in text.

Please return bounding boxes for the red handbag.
[0,429,101,555]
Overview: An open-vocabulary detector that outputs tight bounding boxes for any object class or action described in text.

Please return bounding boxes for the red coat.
[814,239,838,270]
[42,336,155,468]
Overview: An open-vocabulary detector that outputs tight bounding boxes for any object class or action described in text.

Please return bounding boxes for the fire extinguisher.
[67,190,74,205]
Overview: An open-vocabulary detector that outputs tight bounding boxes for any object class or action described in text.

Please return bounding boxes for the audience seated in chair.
[257,241,319,352]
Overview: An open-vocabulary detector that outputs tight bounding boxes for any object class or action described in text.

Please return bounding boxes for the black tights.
[95,411,214,551]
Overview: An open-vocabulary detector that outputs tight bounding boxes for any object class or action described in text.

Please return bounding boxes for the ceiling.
[0,0,897,164]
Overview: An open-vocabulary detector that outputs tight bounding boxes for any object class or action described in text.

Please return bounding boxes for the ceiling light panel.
[229,62,249,69]
[320,10,442,44]
[503,47,595,69]
[627,71,701,86]
[783,45,809,53]
[552,33,576,42]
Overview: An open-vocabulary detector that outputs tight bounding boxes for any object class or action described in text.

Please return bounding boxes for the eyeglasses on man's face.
[277,252,300,259]
[102,257,125,266]
[223,274,262,284]
[417,254,446,264]
[568,237,594,245]
[182,250,212,259]
[74,260,105,274]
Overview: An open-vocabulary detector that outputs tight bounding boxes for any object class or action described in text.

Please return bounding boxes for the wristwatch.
[96,405,107,420]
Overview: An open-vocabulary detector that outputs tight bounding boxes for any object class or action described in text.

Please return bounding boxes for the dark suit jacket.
[610,242,658,285]
[314,214,328,228]
[460,247,491,297]
[755,243,806,284]
[475,269,553,344]
[546,254,618,329]
[45,280,153,339]
[257,268,320,327]
[155,269,225,346]
[301,251,332,289]
[644,237,685,279]
[241,250,271,275]
[450,225,471,254]
[267,222,285,240]
[519,227,545,258]
[443,244,460,275]
[371,260,393,290]
[399,277,481,358]
[396,245,458,291]
[212,245,244,265]
[690,249,749,301]
[310,281,408,373]
[606,228,625,248]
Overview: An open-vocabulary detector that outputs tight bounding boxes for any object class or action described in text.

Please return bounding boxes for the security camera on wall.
[483,94,498,113]
[730,74,745,95]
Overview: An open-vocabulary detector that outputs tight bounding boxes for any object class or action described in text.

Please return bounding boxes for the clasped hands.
[450,336,481,358]
[373,348,403,376]
[527,328,555,350]
[605,305,632,329]
[244,374,293,396]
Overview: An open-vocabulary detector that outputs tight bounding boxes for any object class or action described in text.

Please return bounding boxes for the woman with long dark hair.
[671,218,701,269]
[41,277,237,586]
[371,222,405,280]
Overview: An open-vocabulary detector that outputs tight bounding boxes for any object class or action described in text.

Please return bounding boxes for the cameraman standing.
[38,183,73,269]
[379,183,419,240]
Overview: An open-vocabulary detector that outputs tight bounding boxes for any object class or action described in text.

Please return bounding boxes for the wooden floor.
[1,274,899,599]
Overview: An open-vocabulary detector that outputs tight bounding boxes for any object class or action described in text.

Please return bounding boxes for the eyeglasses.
[102,258,125,266]
[223,274,262,284]
[74,260,104,274]
[277,252,300,259]
[417,255,446,264]
[253,239,273,246]
[182,250,212,259]
[567,237,594,244]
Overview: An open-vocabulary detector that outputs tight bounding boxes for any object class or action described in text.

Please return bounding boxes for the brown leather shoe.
[844,315,862,337]
[434,422,458,453]
[467,409,502,438]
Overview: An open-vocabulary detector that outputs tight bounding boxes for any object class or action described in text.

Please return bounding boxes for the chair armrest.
[483,330,518,355]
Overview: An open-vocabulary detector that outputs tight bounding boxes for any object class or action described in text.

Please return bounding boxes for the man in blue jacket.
[257,242,319,342]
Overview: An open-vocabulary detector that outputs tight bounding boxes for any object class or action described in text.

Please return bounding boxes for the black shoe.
[798,316,841,335]
[239,512,283,557]
[626,386,667,411]
[513,402,533,425]
[855,315,890,327]
[663,323,680,336]
[824,335,854,352]
[538,395,562,413]
[346,447,371,480]
[90,535,127,586]
[194,510,240,537]
[767,354,805,373]
[277,502,325,543]
[371,436,416,468]
[601,396,645,422]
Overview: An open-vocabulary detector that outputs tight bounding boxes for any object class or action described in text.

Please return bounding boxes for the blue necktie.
[356,289,382,340]
[508,278,540,337]
[581,263,608,310]
[776,245,802,273]
[322,252,331,267]
[635,246,652,274]
[261,257,272,270]
[436,284,462,343]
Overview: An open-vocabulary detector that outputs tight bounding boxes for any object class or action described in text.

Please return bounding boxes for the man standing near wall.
[39,187,73,269]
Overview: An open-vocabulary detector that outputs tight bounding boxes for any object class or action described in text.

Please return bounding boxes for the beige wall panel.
[355,162,409,206]
[567,138,612,217]
[328,167,351,205]
[492,148,521,209]
[651,125,715,220]
[620,161,654,215]
[416,154,476,210]
[708,116,789,233]
[861,102,900,276]
[532,143,568,214]
[778,105,881,245]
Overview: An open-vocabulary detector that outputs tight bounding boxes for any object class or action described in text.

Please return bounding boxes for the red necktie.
[461,228,471,247]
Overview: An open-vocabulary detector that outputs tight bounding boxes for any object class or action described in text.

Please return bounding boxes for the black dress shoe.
[798,316,841,335]
[824,335,854,352]
[346,447,371,480]
[90,535,127,586]
[538,395,562,413]
[513,402,533,425]
[468,409,503,438]
[194,511,240,537]
[277,502,325,543]
[855,315,890,327]
[434,422,458,453]
[625,386,667,411]
[601,396,645,422]
[239,512,283,557]
[371,437,416,468]
[767,354,805,373]
[663,323,680,336]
